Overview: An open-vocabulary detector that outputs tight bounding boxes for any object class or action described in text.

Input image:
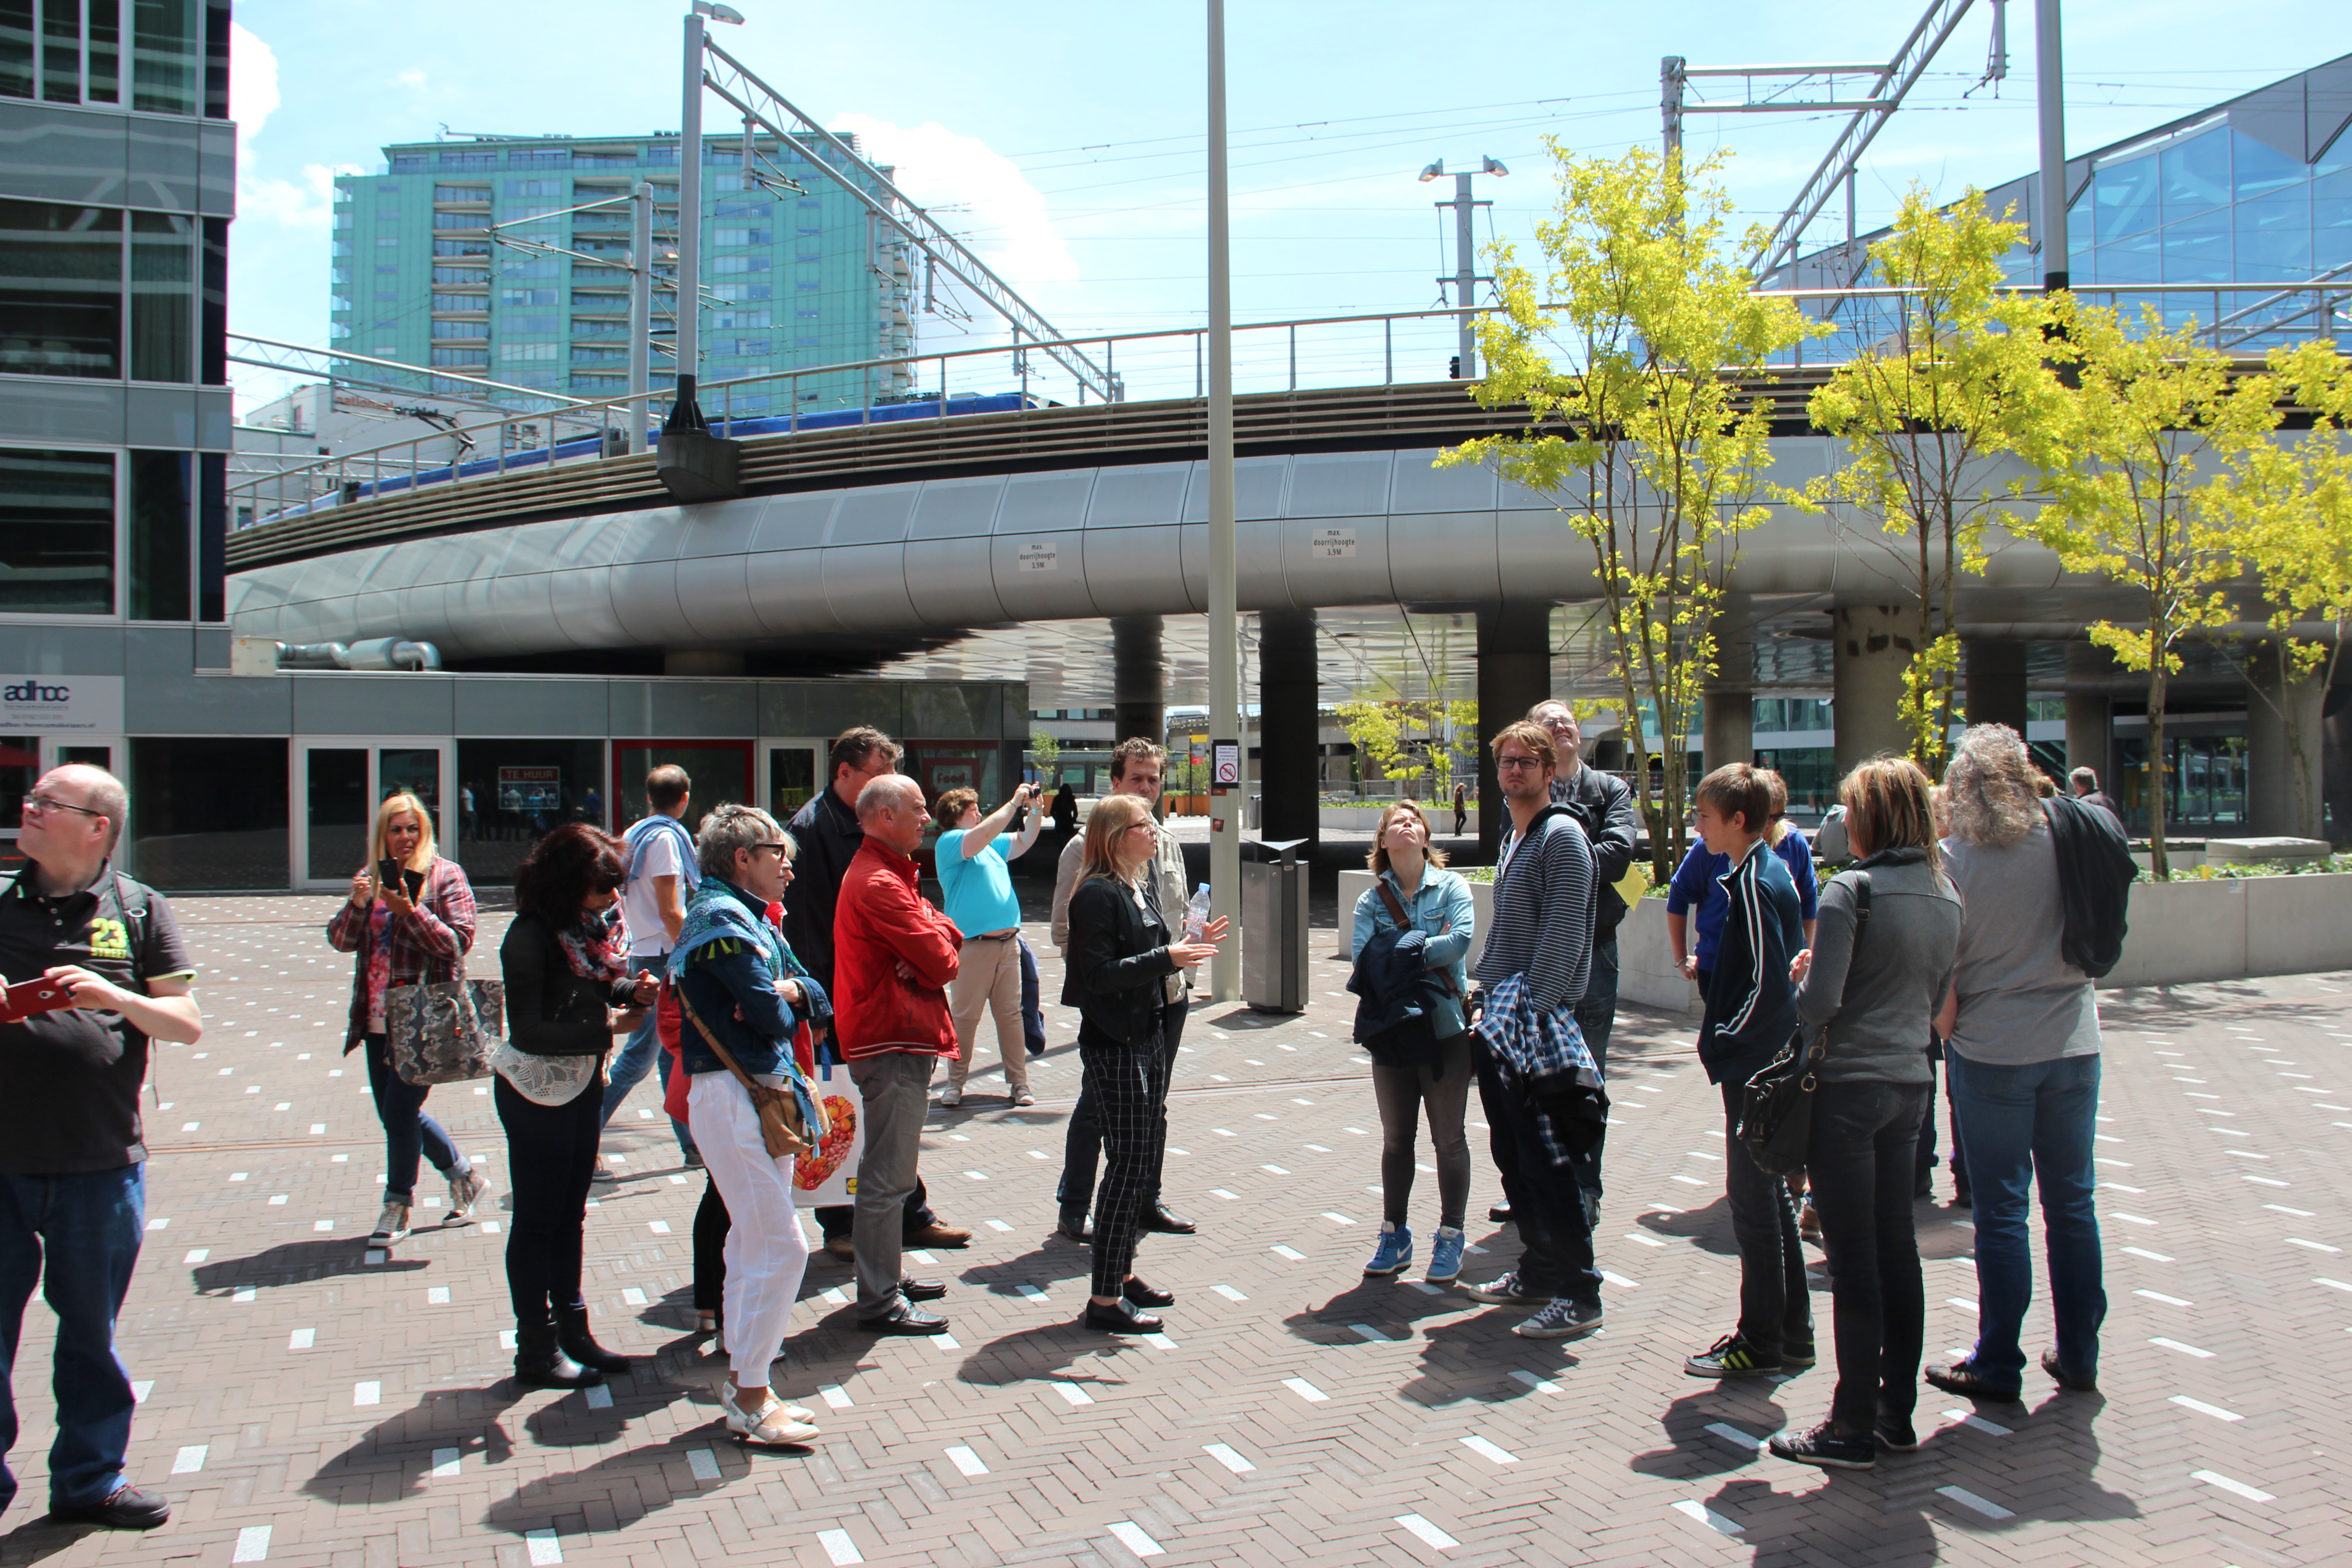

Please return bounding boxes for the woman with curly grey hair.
[1923,724,2107,1405]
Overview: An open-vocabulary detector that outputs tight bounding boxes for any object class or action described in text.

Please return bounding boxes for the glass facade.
[1770,60,2352,359]
[0,446,113,612]
[333,133,913,415]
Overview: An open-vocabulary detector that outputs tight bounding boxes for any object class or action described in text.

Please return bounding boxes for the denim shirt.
[1349,866,1475,997]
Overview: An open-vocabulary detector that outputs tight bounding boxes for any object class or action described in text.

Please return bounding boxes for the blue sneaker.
[1424,1225,1466,1284]
[1363,1221,1414,1277]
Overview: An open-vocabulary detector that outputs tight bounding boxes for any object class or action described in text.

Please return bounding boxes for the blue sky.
[226,0,2345,413]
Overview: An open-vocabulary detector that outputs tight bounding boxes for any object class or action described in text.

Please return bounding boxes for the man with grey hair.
[2067,766,2120,822]
[1527,699,1639,1225]
[834,774,963,1333]
[0,764,201,1531]
[1926,724,2110,1403]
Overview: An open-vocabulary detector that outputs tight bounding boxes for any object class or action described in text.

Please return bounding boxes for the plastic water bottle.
[1186,884,1212,941]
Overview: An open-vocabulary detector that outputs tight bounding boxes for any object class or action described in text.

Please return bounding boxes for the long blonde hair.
[369,789,439,877]
[1078,793,1153,887]
[1758,768,1793,847]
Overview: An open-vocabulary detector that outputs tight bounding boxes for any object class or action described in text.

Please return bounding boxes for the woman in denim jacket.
[1348,800,1476,1284]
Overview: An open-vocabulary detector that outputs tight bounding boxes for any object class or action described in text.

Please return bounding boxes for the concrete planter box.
[2101,870,2352,988]
[1333,872,1703,1015]
[1333,868,2352,1003]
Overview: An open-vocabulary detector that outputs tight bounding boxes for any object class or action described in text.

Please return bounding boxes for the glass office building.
[0,0,260,883]
[331,132,916,418]
[1769,53,2352,360]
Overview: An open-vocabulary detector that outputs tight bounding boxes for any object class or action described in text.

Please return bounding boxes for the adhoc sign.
[0,674,123,735]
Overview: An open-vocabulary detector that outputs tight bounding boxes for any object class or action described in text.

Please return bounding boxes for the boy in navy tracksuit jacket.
[1686,765,1815,1379]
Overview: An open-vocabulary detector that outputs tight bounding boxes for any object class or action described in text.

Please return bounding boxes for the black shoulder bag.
[1735,871,1871,1177]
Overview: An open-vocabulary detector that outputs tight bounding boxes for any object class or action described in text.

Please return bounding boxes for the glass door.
[294,740,455,891]
[760,738,825,825]
[611,741,751,838]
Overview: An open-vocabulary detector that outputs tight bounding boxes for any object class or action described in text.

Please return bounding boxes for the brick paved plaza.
[4,892,2347,1567]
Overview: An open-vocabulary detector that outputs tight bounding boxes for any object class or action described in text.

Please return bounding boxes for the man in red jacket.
[835,773,963,1333]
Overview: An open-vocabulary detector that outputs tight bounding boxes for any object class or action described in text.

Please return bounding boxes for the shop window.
[127,736,289,891]
[611,742,749,838]
[0,446,114,613]
[452,738,605,886]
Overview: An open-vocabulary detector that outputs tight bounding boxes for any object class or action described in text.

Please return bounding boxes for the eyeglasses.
[748,841,792,858]
[1495,755,1544,772]
[21,793,105,821]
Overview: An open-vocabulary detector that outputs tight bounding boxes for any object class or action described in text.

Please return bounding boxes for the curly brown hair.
[514,821,629,930]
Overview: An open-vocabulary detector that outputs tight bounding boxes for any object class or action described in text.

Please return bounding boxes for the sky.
[225,0,2348,416]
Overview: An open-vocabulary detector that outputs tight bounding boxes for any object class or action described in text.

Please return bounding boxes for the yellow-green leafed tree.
[1335,698,1479,799]
[2210,340,2352,838]
[2014,301,2281,878]
[1439,142,1813,876]
[1803,186,2052,775]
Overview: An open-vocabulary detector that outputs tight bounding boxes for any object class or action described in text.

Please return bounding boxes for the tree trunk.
[2147,658,2170,881]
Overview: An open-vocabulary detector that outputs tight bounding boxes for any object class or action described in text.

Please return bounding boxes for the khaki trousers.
[945,932,1029,1095]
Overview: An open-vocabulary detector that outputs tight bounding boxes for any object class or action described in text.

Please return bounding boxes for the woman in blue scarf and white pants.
[672,803,828,1446]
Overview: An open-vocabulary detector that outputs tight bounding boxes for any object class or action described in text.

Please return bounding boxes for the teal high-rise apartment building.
[330,131,915,415]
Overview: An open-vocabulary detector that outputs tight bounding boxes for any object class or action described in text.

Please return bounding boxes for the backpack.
[2042,795,2135,979]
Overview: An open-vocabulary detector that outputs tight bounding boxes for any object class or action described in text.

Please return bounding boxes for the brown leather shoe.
[822,1233,855,1260]
[904,1222,973,1249]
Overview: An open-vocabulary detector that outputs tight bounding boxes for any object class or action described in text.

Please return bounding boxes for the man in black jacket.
[1532,700,1640,1220]
[785,727,968,1257]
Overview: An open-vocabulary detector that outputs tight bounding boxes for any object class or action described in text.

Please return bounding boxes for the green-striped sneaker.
[1685,1332,1782,1378]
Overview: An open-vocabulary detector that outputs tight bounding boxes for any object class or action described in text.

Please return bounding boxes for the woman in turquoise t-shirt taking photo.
[934,783,1044,1107]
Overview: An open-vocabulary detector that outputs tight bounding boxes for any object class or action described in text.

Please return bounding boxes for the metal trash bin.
[1240,837,1309,1014]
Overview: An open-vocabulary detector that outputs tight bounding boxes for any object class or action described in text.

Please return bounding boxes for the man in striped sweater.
[1460,720,1604,1341]
[1685,763,1816,1380]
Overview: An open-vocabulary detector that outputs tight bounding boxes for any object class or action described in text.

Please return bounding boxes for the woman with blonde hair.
[1061,793,1224,1333]
[1348,800,1476,1284]
[327,790,489,1246]
[1766,756,1961,1470]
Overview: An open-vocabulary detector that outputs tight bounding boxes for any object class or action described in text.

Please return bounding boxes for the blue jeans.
[364,1033,467,1205]
[1948,1050,2107,1389]
[0,1164,144,1512]
[599,999,696,1159]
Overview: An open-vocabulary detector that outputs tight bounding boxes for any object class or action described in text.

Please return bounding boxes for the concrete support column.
[1702,687,1754,776]
[1964,638,2031,735]
[2247,642,2325,840]
[1257,609,1321,850]
[2324,700,2352,846]
[1832,605,1914,775]
[2064,692,2112,784]
[1111,614,1166,748]
[664,649,744,676]
[1476,604,1553,857]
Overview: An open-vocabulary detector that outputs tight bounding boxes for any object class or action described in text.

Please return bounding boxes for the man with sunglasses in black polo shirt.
[0,764,201,1532]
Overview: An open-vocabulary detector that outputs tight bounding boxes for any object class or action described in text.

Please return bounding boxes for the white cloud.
[228,21,279,145]
[393,69,428,91]
[242,162,365,230]
[829,113,1078,288]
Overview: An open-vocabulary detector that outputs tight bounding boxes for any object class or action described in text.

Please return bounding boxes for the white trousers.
[686,1071,811,1386]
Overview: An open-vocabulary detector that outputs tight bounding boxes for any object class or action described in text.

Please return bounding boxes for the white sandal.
[722,1379,818,1446]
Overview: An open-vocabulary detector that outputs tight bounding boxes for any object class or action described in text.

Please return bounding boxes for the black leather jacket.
[500,913,636,1057]
[1060,876,1177,1047]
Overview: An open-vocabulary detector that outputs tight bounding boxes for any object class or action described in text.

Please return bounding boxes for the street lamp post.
[1206,0,1240,1003]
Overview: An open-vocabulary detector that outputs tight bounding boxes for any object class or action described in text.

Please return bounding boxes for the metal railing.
[230,281,2352,533]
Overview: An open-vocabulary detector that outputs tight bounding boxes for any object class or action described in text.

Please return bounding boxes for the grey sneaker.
[1460,1271,1548,1307]
[369,1201,412,1245]
[1513,1297,1604,1340]
[938,1086,963,1108]
[445,1167,491,1223]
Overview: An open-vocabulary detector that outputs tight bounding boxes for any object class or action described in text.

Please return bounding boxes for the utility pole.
[629,180,652,452]
[669,10,708,433]
[1661,55,1685,170]
[2035,0,2068,290]
[1206,0,1240,1004]
[1451,173,1478,378]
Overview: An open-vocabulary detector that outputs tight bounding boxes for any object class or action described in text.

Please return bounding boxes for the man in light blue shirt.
[934,783,1042,1107]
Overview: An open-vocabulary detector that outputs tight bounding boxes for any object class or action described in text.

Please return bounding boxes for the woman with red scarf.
[497,823,657,1389]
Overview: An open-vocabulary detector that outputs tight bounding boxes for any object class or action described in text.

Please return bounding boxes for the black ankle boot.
[515,1318,603,1389]
[554,1303,633,1374]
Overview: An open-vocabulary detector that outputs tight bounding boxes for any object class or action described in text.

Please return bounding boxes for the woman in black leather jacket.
[498,823,657,1390]
[1061,793,1222,1333]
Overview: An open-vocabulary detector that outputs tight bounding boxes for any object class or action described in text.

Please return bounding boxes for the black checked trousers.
[1078,1013,1169,1298]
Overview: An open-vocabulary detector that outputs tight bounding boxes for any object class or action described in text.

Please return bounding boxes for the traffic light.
[1448,355,1462,379]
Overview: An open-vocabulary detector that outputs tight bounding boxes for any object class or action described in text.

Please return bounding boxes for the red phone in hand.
[0,978,75,1024]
